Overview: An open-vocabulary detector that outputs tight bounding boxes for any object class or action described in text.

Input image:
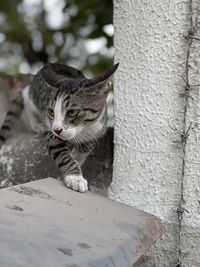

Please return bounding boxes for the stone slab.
[0,178,164,267]
[133,256,155,267]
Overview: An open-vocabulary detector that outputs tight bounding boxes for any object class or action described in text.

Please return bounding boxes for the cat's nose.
[53,127,63,135]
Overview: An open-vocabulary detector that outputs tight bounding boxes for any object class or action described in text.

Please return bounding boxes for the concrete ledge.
[0,178,164,267]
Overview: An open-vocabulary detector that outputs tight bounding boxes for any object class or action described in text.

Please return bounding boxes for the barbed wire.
[173,0,200,266]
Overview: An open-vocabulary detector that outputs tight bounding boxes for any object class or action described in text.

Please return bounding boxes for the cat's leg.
[48,137,88,192]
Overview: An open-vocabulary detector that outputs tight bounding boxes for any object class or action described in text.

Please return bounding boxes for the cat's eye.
[67,110,79,117]
[48,108,54,118]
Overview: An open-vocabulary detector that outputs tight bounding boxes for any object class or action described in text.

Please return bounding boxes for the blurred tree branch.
[0,0,113,74]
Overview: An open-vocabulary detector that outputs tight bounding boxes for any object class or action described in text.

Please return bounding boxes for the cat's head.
[40,63,118,142]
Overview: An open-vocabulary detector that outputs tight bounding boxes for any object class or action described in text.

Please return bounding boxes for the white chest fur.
[22,86,48,133]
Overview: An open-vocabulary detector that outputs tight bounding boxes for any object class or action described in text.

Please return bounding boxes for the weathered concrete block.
[0,178,164,267]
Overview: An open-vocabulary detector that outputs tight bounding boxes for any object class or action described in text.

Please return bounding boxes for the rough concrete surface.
[111,0,200,266]
[133,256,155,267]
[0,178,164,267]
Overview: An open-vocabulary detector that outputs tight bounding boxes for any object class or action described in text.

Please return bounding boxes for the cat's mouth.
[52,127,77,141]
[53,132,74,141]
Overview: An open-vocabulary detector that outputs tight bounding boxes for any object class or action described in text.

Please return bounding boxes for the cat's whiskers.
[39,132,53,148]
[46,132,55,150]
[74,134,86,147]
[73,135,80,148]
[76,135,93,154]
[78,130,99,146]
[75,132,96,154]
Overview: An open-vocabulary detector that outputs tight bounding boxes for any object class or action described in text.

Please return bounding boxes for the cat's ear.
[82,63,119,95]
[40,63,86,88]
[39,67,67,88]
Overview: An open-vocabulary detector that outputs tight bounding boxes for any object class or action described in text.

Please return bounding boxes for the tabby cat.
[0,63,118,192]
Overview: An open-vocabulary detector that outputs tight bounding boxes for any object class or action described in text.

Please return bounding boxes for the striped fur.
[0,92,24,145]
[0,63,118,192]
[48,137,80,175]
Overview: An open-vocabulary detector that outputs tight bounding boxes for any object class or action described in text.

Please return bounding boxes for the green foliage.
[0,0,113,75]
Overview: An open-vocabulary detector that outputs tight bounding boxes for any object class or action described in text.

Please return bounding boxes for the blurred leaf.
[0,0,113,74]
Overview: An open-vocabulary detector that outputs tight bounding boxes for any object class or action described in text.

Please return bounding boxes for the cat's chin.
[61,136,74,141]
[52,133,74,142]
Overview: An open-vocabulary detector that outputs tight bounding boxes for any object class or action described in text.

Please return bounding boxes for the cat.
[0,62,118,192]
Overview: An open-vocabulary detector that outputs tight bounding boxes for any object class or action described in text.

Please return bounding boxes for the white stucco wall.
[110,1,200,266]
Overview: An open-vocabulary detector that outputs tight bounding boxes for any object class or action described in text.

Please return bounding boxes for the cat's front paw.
[64,174,88,193]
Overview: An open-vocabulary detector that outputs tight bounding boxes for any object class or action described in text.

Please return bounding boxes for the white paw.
[64,174,88,193]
